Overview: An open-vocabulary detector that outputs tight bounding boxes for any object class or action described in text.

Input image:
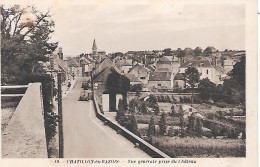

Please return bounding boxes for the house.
[129,63,150,85]
[179,60,215,83]
[92,66,123,112]
[148,72,173,89]
[93,57,114,76]
[223,59,235,73]
[124,73,142,86]
[174,73,185,89]
[155,56,172,72]
[79,56,93,77]
[114,59,133,73]
[66,57,82,77]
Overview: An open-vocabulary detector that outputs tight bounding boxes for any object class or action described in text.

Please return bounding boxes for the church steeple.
[92,39,97,55]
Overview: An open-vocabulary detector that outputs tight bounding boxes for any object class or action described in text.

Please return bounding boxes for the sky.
[3,0,246,56]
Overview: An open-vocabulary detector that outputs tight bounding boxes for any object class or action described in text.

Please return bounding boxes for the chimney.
[58,47,63,60]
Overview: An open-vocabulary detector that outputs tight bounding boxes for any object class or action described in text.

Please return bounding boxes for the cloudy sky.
[4,0,245,55]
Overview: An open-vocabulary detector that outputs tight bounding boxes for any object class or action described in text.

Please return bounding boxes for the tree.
[210,123,222,139]
[179,105,184,116]
[154,104,160,115]
[168,126,175,137]
[198,78,217,102]
[1,5,58,156]
[223,56,245,104]
[184,67,201,106]
[116,99,125,121]
[194,118,203,137]
[187,115,196,136]
[1,5,58,84]
[176,48,185,58]
[129,99,137,113]
[141,102,147,114]
[159,112,167,135]
[194,47,203,56]
[147,115,156,136]
[129,114,139,136]
[130,84,142,97]
[180,115,185,128]
[163,48,172,56]
[170,104,175,116]
[203,46,217,55]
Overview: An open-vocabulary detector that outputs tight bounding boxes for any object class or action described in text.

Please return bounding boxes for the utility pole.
[58,72,64,158]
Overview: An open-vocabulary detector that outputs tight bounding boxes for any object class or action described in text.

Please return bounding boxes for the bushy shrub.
[159,112,167,135]
[151,136,246,157]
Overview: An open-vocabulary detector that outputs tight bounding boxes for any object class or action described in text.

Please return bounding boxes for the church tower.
[92,39,97,55]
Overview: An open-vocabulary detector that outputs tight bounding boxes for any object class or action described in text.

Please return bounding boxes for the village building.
[91,39,106,63]
[66,57,82,78]
[148,72,173,90]
[79,56,93,77]
[155,56,172,72]
[173,73,185,89]
[92,66,123,112]
[179,60,221,84]
[129,63,150,85]
[223,58,235,73]
[124,73,142,86]
[114,59,133,73]
[93,57,114,76]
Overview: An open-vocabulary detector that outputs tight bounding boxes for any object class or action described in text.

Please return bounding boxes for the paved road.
[63,77,150,158]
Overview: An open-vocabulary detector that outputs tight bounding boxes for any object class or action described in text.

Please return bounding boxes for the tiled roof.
[149,72,172,81]
[156,68,170,72]
[93,67,120,82]
[129,63,149,73]
[80,57,91,64]
[180,60,213,68]
[215,66,225,73]
[157,56,171,64]
[174,73,185,80]
[125,74,141,82]
[67,57,80,67]
[121,60,132,66]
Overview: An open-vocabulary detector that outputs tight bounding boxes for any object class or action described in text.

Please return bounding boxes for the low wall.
[92,95,170,158]
[2,83,48,158]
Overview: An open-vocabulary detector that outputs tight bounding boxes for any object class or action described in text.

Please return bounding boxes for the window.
[176,81,178,87]
[140,77,146,79]
[206,69,209,74]
[158,84,162,86]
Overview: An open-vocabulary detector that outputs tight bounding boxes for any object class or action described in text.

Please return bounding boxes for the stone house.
[114,59,133,73]
[93,57,114,76]
[124,73,142,86]
[92,66,123,112]
[148,72,173,89]
[155,56,172,72]
[66,57,82,77]
[174,73,185,89]
[79,57,93,77]
[129,63,150,85]
[179,60,220,84]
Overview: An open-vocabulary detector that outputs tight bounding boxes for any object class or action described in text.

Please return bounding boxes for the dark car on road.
[82,81,89,90]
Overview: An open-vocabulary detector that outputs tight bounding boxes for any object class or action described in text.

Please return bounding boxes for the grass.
[151,136,246,158]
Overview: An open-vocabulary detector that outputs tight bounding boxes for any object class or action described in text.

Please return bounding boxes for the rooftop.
[149,72,172,81]
[180,60,213,68]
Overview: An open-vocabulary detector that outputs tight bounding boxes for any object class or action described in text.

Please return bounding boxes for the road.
[63,77,150,158]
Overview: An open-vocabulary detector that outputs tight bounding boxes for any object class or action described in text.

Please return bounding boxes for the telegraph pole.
[58,72,64,158]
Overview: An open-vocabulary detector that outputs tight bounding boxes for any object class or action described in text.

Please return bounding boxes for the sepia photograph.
[0,0,257,165]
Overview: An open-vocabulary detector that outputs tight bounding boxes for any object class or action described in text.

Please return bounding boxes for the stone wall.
[2,83,47,158]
